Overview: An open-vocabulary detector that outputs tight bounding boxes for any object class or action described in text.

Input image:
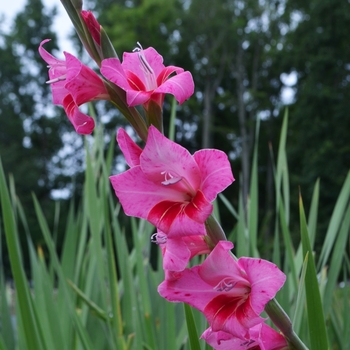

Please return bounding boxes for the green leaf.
[0,159,44,350]
[323,201,350,316]
[32,194,95,350]
[184,304,201,350]
[292,252,308,334]
[299,193,329,350]
[317,171,350,272]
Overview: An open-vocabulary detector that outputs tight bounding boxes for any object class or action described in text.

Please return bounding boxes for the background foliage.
[0,0,350,328]
[0,0,349,278]
[0,0,350,348]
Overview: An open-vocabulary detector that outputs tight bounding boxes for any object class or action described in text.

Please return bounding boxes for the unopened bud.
[81,10,101,46]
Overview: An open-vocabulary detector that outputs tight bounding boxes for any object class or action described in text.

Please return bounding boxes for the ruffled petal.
[160,236,191,271]
[65,52,109,105]
[193,149,234,202]
[39,39,68,105]
[100,58,130,91]
[62,94,95,134]
[110,166,185,220]
[122,47,165,78]
[148,199,211,237]
[156,65,184,85]
[250,323,288,350]
[39,39,65,69]
[155,71,194,104]
[238,258,286,316]
[201,328,245,350]
[117,128,142,167]
[141,126,201,192]
[158,267,216,310]
[126,89,153,106]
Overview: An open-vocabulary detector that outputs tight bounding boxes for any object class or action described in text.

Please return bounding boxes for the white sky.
[0,0,76,53]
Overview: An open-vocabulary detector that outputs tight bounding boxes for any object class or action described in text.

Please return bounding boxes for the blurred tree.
[174,0,286,222]
[280,0,350,241]
[0,0,71,259]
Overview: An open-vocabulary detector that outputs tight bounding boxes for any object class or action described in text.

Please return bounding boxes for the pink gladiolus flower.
[39,39,109,134]
[152,231,210,271]
[158,241,286,340]
[202,324,288,350]
[81,10,101,46]
[110,126,234,237]
[100,44,194,108]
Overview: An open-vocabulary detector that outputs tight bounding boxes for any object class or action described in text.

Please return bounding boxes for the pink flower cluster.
[39,11,288,349]
[111,126,287,349]
[39,16,194,135]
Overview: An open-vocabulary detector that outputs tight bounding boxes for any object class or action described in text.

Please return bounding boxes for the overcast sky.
[0,0,76,53]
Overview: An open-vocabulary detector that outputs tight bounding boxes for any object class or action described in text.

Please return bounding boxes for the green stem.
[265,298,309,350]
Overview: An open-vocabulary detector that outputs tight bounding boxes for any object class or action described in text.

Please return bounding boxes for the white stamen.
[132,41,157,90]
[46,75,66,84]
[161,171,182,185]
[214,278,237,292]
[151,233,167,244]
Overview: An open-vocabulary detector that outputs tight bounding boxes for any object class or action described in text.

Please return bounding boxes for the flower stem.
[265,298,309,350]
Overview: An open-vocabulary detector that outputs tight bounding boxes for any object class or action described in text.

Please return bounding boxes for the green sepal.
[145,100,163,133]
[100,27,119,59]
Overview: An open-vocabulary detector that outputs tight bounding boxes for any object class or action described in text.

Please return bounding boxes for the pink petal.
[39,40,68,105]
[202,324,288,350]
[110,167,186,219]
[250,323,288,350]
[64,52,109,105]
[156,65,184,85]
[160,234,210,271]
[184,189,213,223]
[221,297,263,338]
[147,193,212,237]
[116,128,142,167]
[124,70,147,91]
[155,71,194,104]
[63,94,95,134]
[203,291,263,339]
[182,235,211,257]
[238,258,286,315]
[100,58,130,91]
[81,10,101,45]
[198,241,240,284]
[201,328,245,350]
[122,47,165,78]
[50,82,68,105]
[126,89,153,106]
[158,267,216,309]
[193,149,234,202]
[39,39,65,69]
[140,126,201,193]
[160,236,191,271]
